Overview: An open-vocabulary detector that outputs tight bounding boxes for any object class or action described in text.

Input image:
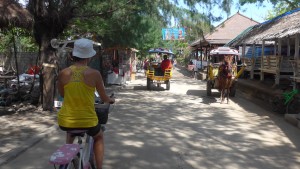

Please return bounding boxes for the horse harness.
[219,63,233,78]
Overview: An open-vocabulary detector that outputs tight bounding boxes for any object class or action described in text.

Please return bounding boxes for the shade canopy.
[209,47,239,56]
[148,48,174,55]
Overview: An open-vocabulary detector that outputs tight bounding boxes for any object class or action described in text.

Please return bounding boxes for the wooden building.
[189,12,259,64]
[228,8,300,88]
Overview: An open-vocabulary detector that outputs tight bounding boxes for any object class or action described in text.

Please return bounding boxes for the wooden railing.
[241,57,261,79]
[259,55,294,85]
[290,60,300,83]
[259,55,279,74]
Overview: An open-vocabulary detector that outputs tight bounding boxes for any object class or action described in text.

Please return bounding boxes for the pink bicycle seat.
[49,144,80,165]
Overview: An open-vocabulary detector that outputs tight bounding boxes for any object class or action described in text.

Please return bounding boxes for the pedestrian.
[143,58,149,76]
[172,58,177,69]
[188,59,195,77]
[57,38,115,169]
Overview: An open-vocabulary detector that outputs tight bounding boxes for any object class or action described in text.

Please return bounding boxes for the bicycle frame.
[283,89,299,105]
[73,131,94,169]
[271,89,299,114]
[49,130,95,169]
[50,93,114,169]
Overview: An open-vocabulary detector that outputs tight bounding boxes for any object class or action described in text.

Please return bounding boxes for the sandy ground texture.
[0,103,56,157]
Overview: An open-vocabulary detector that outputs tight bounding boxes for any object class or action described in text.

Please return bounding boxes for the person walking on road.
[57,38,115,169]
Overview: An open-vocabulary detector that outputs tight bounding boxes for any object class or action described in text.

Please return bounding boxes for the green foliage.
[238,0,300,20]
[0,28,38,53]
[265,1,299,20]
[9,0,282,57]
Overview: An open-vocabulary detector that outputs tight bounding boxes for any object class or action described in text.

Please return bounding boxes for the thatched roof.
[230,8,300,46]
[190,12,259,48]
[0,0,33,29]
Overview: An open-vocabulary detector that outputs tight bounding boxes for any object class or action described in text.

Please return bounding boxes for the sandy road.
[2,67,300,169]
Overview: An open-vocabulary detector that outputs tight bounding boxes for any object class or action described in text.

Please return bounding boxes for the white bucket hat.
[72,38,96,58]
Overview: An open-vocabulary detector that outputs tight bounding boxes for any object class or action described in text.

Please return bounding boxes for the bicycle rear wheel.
[59,155,79,169]
[286,98,300,114]
[89,154,97,169]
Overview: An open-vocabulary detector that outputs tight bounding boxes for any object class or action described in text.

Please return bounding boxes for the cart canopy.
[148,48,174,55]
[209,47,239,56]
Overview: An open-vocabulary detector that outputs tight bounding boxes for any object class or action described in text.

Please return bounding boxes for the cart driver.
[161,54,172,74]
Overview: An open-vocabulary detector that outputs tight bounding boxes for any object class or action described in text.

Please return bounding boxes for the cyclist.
[57,38,115,169]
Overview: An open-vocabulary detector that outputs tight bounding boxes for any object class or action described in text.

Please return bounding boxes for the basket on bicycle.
[95,104,110,124]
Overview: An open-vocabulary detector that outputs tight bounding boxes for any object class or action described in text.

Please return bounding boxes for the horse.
[218,55,234,104]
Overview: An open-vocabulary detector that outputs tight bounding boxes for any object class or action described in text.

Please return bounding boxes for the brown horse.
[218,55,234,104]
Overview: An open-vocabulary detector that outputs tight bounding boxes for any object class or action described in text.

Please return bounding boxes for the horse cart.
[206,47,245,99]
[146,48,173,90]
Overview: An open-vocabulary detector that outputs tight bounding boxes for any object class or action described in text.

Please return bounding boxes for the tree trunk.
[40,38,57,111]
[42,62,56,111]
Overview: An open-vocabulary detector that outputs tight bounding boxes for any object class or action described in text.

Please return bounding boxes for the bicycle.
[49,93,114,169]
[286,89,300,114]
[271,89,299,114]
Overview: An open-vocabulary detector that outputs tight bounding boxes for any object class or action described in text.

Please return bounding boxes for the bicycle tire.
[89,153,97,169]
[286,98,300,114]
[271,96,285,114]
[58,155,79,169]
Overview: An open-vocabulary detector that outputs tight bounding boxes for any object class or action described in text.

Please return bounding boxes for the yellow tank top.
[58,65,98,128]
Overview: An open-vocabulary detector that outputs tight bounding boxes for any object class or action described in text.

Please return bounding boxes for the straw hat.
[72,38,96,58]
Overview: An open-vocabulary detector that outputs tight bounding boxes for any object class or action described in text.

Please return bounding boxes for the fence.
[0,52,39,74]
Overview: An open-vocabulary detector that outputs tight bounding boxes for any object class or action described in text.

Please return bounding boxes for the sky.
[212,1,274,26]
[18,0,273,28]
[175,0,274,27]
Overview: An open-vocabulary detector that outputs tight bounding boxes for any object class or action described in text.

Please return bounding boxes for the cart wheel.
[229,83,236,97]
[166,80,170,90]
[206,81,212,96]
[147,78,151,90]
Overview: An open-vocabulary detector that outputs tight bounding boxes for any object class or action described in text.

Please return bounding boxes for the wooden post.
[294,34,299,89]
[275,39,282,85]
[287,38,291,57]
[260,40,265,81]
[250,44,255,79]
[295,34,299,61]
[241,44,246,78]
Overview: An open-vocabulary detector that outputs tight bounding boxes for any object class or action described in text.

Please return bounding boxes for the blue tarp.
[244,46,275,58]
[260,8,300,25]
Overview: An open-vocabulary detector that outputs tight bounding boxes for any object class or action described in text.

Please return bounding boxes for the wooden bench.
[241,57,261,79]
[259,55,294,85]
[259,55,279,74]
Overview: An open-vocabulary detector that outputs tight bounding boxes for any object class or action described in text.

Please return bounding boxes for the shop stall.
[101,47,138,85]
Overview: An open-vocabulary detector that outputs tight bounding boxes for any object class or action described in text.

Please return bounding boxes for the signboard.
[162,28,185,40]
